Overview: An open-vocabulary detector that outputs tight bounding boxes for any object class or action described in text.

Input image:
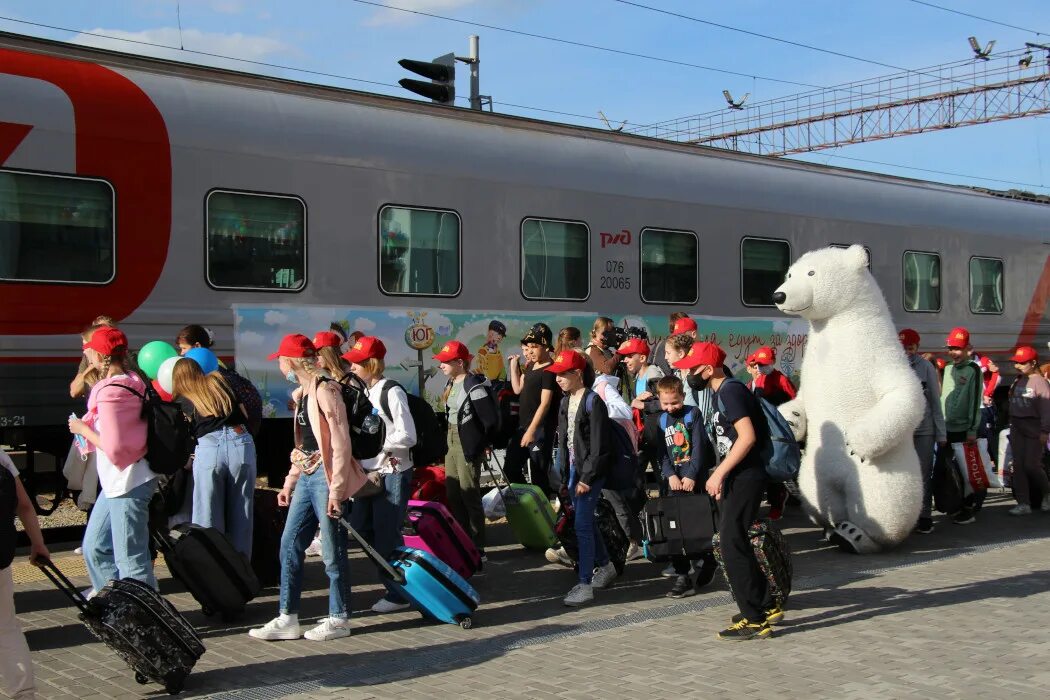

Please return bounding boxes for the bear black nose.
[771,291,787,305]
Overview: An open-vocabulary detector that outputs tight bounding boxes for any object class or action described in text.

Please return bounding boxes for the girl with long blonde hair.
[171,358,257,557]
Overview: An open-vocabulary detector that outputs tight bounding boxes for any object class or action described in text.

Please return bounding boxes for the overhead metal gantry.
[631,45,1050,156]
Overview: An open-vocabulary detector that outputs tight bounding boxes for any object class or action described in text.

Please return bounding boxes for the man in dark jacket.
[549,350,615,606]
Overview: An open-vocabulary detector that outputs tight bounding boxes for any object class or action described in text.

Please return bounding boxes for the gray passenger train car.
[1,31,1047,457]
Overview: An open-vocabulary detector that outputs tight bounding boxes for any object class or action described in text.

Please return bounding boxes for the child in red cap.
[941,327,983,524]
[1006,346,1050,515]
[249,334,367,643]
[743,346,796,521]
[675,342,777,639]
[548,350,618,606]
[435,341,499,557]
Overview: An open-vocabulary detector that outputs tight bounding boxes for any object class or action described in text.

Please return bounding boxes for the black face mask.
[687,371,709,391]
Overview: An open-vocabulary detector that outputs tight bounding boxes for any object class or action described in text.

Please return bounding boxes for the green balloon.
[138,341,178,380]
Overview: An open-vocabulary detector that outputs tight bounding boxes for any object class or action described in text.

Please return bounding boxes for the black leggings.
[503,427,554,496]
[719,470,772,621]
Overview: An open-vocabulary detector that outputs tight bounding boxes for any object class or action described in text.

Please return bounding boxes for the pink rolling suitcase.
[402,499,481,579]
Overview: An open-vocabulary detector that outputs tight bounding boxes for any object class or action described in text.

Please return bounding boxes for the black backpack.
[379,380,447,466]
[491,379,519,448]
[217,367,263,436]
[113,383,195,476]
[1,463,16,570]
[319,375,385,460]
[448,375,503,448]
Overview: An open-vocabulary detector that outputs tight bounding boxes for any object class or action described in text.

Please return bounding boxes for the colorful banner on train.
[234,304,810,419]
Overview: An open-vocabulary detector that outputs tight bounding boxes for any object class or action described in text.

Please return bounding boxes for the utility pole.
[457,35,482,111]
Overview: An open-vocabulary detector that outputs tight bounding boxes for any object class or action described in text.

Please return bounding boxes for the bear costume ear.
[845,244,868,270]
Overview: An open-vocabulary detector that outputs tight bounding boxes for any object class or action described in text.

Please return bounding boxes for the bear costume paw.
[843,422,885,463]
[829,521,879,554]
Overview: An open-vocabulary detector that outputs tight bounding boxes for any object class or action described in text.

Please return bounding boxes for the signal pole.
[458,35,481,111]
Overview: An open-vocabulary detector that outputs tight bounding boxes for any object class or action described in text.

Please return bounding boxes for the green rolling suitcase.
[485,457,558,550]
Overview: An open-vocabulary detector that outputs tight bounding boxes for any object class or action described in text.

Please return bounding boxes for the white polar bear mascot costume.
[772,245,923,553]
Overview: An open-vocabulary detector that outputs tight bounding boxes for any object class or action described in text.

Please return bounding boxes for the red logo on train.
[600,229,631,248]
[0,49,171,335]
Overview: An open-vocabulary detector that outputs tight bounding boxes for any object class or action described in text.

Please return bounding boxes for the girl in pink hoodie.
[68,327,158,593]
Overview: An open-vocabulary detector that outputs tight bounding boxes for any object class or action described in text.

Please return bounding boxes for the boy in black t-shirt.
[655,376,719,598]
[675,342,778,640]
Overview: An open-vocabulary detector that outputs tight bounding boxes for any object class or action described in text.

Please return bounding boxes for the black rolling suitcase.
[41,560,205,695]
[554,497,629,574]
[154,524,261,620]
[642,492,716,562]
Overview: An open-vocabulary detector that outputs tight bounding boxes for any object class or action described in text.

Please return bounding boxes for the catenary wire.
[347,0,834,91]
[906,0,1048,37]
[0,14,638,126]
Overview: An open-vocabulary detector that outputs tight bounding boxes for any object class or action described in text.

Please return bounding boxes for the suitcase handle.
[38,558,93,616]
[482,455,519,505]
[340,517,407,586]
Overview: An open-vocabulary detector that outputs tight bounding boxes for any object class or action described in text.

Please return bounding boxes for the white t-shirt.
[94,423,157,499]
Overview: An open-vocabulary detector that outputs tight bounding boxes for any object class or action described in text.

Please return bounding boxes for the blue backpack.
[580,393,638,491]
[715,379,801,483]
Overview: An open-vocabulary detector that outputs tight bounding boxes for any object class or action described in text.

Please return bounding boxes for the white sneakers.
[304,537,322,557]
[545,547,574,567]
[625,543,644,562]
[249,616,351,641]
[248,616,303,641]
[371,598,411,614]
[1009,504,1033,516]
[590,562,618,590]
[303,617,352,641]
[563,583,594,607]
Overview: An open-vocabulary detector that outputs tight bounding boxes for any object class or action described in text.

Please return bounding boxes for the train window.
[207,190,305,291]
[521,218,589,301]
[378,205,461,296]
[740,237,790,307]
[903,251,941,312]
[969,256,1004,314]
[0,170,114,284]
[640,228,698,304]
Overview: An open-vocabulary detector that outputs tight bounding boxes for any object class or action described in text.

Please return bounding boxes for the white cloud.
[364,0,486,26]
[354,317,377,332]
[263,310,289,326]
[72,27,288,65]
[238,330,265,347]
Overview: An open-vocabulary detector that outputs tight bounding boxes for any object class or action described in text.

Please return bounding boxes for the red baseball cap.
[268,334,316,361]
[945,327,970,348]
[934,357,947,370]
[312,331,343,349]
[616,338,650,357]
[82,326,128,356]
[342,336,386,363]
[545,350,588,374]
[898,328,920,347]
[752,346,776,366]
[1012,346,1038,364]
[671,317,697,335]
[433,340,471,363]
[674,341,726,370]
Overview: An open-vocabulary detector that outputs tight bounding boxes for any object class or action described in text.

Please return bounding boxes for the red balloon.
[152,378,173,402]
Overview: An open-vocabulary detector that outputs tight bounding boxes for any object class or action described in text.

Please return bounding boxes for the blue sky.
[1,0,1048,192]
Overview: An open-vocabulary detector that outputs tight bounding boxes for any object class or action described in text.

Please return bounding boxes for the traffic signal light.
[398,53,456,105]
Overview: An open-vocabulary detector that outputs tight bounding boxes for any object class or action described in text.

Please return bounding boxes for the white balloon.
[158,356,180,395]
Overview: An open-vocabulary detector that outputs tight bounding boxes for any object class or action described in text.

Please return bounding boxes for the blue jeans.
[279,469,351,618]
[349,469,413,603]
[569,466,608,585]
[83,479,158,592]
[192,427,257,557]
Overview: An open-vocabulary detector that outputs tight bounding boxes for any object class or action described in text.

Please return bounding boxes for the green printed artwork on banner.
[233,304,809,419]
